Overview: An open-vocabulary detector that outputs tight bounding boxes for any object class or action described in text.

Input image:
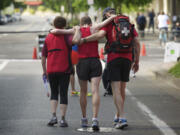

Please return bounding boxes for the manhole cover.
[77,127,117,133]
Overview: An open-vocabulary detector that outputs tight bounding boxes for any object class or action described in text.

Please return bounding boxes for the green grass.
[168,62,180,78]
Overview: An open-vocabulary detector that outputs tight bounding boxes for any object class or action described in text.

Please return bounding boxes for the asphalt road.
[0,15,51,59]
[0,15,180,135]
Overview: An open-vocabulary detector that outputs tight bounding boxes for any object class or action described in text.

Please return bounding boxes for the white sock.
[114,115,118,119]
[119,117,126,120]
[92,117,98,121]
[82,117,87,120]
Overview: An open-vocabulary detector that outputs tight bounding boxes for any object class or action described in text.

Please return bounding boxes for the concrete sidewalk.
[151,62,180,90]
[138,38,180,90]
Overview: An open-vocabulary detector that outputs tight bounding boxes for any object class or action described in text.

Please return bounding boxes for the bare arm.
[72,26,81,44]
[93,15,116,32]
[132,37,140,73]
[50,28,74,34]
[41,56,47,75]
[81,30,106,44]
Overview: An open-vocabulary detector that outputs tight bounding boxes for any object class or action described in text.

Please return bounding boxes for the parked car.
[0,15,8,25]
[5,14,13,23]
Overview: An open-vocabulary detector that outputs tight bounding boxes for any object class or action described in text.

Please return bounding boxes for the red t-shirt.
[101,23,138,62]
[78,27,99,59]
[42,34,73,57]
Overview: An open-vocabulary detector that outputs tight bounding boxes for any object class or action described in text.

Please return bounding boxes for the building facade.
[152,0,180,16]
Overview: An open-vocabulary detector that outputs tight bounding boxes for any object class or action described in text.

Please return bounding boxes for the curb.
[152,68,180,90]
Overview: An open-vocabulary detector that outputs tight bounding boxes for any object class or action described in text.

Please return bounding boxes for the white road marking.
[126,90,177,135]
[0,60,9,71]
[0,59,40,62]
[0,34,8,38]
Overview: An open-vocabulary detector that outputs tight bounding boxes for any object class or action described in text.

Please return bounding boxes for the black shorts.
[107,58,132,82]
[76,58,102,81]
[48,73,70,104]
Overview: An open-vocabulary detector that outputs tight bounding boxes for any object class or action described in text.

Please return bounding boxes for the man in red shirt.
[81,7,140,129]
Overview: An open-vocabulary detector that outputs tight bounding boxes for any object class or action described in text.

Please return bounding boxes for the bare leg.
[91,76,101,118]
[51,100,58,114]
[120,82,126,118]
[111,81,122,118]
[70,74,75,91]
[79,79,88,118]
[60,104,67,119]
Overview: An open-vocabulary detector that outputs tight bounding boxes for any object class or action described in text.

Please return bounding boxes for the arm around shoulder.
[72,26,81,44]
[94,15,116,30]
[84,30,106,43]
[50,28,74,35]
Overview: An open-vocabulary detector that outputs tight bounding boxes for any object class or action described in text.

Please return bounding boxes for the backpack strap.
[112,21,121,42]
[131,24,135,38]
[64,35,73,73]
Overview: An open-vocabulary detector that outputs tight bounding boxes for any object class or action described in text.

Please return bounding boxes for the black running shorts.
[107,58,132,82]
[76,58,102,81]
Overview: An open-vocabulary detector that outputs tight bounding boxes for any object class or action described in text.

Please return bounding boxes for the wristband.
[83,38,87,43]
[49,29,53,33]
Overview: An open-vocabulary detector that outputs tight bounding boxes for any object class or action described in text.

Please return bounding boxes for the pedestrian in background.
[157,11,169,46]
[41,16,81,127]
[137,12,147,38]
[148,9,155,33]
[70,44,79,95]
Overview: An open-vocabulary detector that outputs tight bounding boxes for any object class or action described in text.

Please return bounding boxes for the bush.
[68,18,79,28]
[37,6,46,12]
[24,8,36,14]
[168,62,180,78]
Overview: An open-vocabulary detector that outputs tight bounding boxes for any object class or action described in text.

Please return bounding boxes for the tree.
[42,0,152,14]
[42,0,89,13]
[42,0,62,12]
[42,0,89,26]
[72,0,89,13]
[94,0,153,13]
[0,0,13,11]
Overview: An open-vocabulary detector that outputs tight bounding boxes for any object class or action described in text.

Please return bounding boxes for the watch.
[83,38,87,43]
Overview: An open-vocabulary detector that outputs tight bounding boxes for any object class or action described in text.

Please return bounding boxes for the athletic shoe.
[47,116,57,126]
[81,118,88,127]
[87,92,92,96]
[115,119,128,129]
[59,119,68,127]
[71,91,78,96]
[92,120,99,131]
[113,118,119,126]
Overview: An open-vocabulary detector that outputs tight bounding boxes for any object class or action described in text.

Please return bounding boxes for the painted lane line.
[0,34,8,38]
[0,60,9,71]
[0,59,41,62]
[126,89,177,135]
